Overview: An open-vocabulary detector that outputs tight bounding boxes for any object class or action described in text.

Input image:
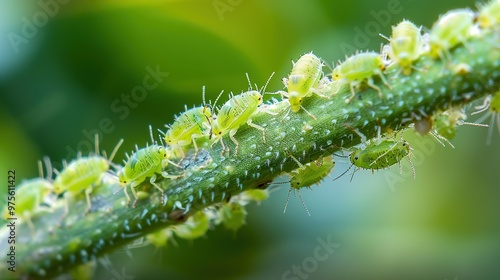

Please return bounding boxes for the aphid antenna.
[332,164,353,182]
[379,32,390,41]
[288,154,305,169]
[260,72,276,95]
[148,125,157,145]
[211,89,225,111]
[42,156,53,180]
[107,139,124,162]
[94,134,100,157]
[349,165,359,183]
[284,189,311,216]
[431,131,456,148]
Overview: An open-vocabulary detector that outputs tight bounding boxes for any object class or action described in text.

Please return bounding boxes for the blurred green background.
[1,0,499,279]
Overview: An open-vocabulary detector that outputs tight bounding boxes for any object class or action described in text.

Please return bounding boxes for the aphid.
[428,9,475,59]
[382,20,423,75]
[472,91,500,145]
[477,0,500,28]
[218,202,247,233]
[209,90,266,156]
[279,155,335,216]
[118,126,181,207]
[349,136,415,179]
[278,52,326,119]
[433,107,488,142]
[332,51,390,103]
[2,159,53,234]
[53,135,123,216]
[174,211,210,240]
[161,87,213,159]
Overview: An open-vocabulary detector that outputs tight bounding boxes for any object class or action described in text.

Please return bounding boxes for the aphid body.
[118,144,176,207]
[218,202,247,233]
[279,52,325,117]
[385,20,423,75]
[209,90,266,156]
[283,155,335,216]
[2,160,53,234]
[332,51,390,103]
[477,0,500,28]
[428,9,474,59]
[174,211,210,240]
[163,105,213,159]
[349,136,415,179]
[53,137,123,216]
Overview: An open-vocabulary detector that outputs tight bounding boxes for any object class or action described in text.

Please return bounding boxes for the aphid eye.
[355,156,359,160]
[218,132,222,135]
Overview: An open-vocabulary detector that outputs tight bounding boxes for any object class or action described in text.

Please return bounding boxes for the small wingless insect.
[161,87,213,160]
[476,0,500,28]
[209,73,276,156]
[2,159,53,235]
[118,126,182,207]
[472,91,500,145]
[278,52,327,119]
[332,51,390,103]
[428,9,475,59]
[275,155,335,216]
[382,19,423,75]
[53,135,124,217]
[349,135,415,179]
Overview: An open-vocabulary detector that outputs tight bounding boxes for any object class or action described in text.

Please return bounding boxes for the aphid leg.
[366,78,383,99]
[120,186,131,207]
[431,131,455,148]
[246,119,266,143]
[190,134,200,159]
[229,129,240,156]
[149,175,165,206]
[346,83,358,103]
[84,186,94,215]
[130,182,140,208]
[300,105,317,120]
[296,190,311,216]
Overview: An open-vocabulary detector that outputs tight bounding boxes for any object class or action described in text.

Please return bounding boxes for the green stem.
[2,28,499,280]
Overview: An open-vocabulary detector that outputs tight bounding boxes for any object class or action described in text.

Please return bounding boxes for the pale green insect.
[161,88,213,159]
[53,135,123,217]
[278,52,327,119]
[472,91,500,145]
[382,19,423,75]
[428,9,475,59]
[2,159,53,235]
[174,211,210,240]
[280,155,335,216]
[209,90,266,156]
[477,0,500,28]
[433,107,488,142]
[118,126,181,207]
[332,51,390,103]
[218,202,247,233]
[349,136,415,179]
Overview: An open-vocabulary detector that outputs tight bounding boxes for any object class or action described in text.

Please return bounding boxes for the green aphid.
[283,155,335,216]
[332,51,390,103]
[2,159,53,235]
[428,9,474,59]
[218,202,247,233]
[209,90,266,156]
[349,137,415,178]
[118,126,182,207]
[383,19,423,75]
[162,88,213,159]
[477,0,500,28]
[174,211,209,240]
[279,52,326,119]
[53,135,123,216]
